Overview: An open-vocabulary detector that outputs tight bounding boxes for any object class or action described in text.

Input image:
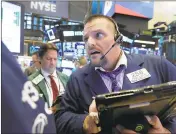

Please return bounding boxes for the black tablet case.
[95,81,176,133]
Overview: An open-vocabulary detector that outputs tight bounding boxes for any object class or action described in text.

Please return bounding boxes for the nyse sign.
[31,1,56,12]
[18,1,68,18]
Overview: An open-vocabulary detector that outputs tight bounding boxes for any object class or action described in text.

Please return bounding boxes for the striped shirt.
[95,51,127,92]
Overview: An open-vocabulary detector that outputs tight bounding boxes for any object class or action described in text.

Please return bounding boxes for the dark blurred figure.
[2,42,56,133]
[72,60,80,72]
[24,51,41,76]
[72,56,88,72]
[173,59,176,66]
[78,56,88,68]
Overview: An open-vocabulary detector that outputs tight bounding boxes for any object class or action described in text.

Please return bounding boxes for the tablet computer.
[95,81,176,132]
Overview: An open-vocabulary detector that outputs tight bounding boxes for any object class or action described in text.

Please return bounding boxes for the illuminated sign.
[103,1,112,15]
[103,1,115,16]
[122,35,133,43]
[63,31,74,36]
[2,1,22,54]
[30,1,56,12]
[47,29,56,40]
[18,1,68,18]
[142,30,152,36]
[75,31,83,36]
[63,31,83,36]
[134,40,155,45]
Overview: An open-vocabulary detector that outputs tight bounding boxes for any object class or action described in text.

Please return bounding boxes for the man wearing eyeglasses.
[24,51,41,76]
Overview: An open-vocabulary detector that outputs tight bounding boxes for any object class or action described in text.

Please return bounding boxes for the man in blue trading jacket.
[1,42,56,133]
[55,15,176,134]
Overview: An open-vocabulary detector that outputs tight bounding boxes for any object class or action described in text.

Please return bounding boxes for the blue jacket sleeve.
[161,56,176,81]
[161,57,176,133]
[55,74,87,134]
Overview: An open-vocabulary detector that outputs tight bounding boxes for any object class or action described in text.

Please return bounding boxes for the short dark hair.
[83,14,120,37]
[38,43,58,58]
[32,51,39,57]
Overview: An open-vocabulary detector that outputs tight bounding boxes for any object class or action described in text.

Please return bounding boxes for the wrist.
[163,128,171,134]
[83,115,89,134]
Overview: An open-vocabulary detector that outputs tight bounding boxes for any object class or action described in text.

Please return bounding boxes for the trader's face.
[83,18,118,67]
[41,50,57,74]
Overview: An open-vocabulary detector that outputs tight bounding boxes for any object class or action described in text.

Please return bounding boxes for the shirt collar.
[41,68,57,78]
[95,50,127,72]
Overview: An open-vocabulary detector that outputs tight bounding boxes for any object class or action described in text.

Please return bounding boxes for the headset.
[105,16,123,43]
[84,15,124,60]
[99,16,123,60]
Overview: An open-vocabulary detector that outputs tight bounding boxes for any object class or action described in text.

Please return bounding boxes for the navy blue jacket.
[2,42,56,133]
[55,54,176,134]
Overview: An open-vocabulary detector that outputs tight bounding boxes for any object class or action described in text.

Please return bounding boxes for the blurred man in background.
[24,51,41,76]
[72,56,88,72]
[28,43,69,113]
[72,60,80,72]
[78,56,88,68]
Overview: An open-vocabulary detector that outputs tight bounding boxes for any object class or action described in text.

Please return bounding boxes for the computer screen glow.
[2,1,21,53]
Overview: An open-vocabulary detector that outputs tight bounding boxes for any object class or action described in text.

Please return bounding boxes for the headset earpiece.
[112,20,120,41]
[115,34,123,43]
[112,21,123,43]
[114,33,118,41]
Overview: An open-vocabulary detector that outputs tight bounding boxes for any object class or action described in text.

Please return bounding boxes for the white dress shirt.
[41,69,65,107]
[95,51,127,92]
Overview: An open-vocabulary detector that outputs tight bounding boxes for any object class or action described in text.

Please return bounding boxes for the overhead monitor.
[63,31,74,36]
[47,28,56,40]
[2,1,24,55]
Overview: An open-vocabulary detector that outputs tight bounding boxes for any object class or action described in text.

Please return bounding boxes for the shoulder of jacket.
[57,71,69,79]
[28,70,41,80]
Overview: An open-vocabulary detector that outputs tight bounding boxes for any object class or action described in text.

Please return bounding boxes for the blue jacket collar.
[84,54,146,95]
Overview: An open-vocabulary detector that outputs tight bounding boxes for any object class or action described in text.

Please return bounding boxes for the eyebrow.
[83,29,104,37]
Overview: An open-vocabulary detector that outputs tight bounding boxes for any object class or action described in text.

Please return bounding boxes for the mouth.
[90,51,101,55]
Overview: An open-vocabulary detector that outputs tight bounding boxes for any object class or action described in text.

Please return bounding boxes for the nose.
[87,37,96,48]
[50,59,55,65]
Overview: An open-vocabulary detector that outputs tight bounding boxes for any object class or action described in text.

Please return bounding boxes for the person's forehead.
[83,18,113,35]
[84,18,114,31]
[32,54,37,59]
[45,50,57,57]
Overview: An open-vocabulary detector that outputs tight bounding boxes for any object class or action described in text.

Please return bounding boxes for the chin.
[91,60,101,67]
[48,68,55,74]
[90,54,102,66]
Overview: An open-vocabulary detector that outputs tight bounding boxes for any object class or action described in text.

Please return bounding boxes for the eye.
[95,32,104,39]
[46,57,51,61]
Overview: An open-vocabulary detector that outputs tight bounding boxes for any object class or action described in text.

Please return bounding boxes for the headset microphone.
[100,34,123,60]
